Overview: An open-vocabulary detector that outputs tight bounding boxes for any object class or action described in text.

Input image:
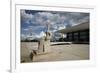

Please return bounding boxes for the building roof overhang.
[57,21,89,33]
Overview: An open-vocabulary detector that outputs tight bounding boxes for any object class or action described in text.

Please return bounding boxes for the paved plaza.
[21,42,89,63]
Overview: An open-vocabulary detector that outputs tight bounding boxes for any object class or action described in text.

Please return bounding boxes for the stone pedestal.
[44,32,51,52]
[37,38,45,54]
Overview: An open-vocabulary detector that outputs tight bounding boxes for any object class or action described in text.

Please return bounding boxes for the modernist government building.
[58,21,89,44]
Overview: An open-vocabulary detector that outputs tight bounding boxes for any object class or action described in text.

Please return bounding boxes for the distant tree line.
[21,39,39,42]
[21,37,67,42]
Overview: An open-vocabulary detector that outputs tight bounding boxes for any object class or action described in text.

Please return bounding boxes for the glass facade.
[66,29,89,42]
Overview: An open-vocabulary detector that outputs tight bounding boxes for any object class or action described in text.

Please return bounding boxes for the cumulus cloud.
[21,10,89,39]
[21,10,33,25]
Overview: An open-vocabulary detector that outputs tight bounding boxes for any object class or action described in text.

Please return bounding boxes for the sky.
[21,9,89,40]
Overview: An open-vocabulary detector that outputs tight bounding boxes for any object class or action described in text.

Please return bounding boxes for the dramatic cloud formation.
[21,10,89,40]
